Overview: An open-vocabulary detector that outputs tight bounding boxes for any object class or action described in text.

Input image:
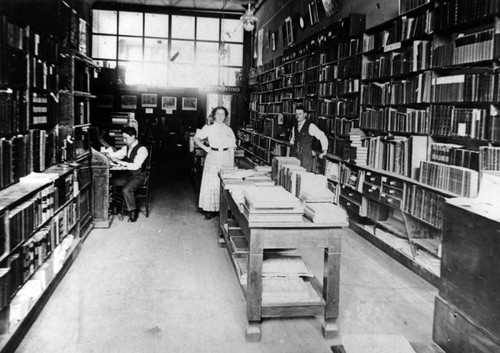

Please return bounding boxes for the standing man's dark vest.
[292,120,314,172]
[123,143,147,174]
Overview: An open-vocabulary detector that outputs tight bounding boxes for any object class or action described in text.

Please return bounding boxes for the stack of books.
[271,156,300,182]
[243,186,304,223]
[301,188,336,203]
[304,202,348,224]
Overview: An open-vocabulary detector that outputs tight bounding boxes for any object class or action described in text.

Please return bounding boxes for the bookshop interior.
[0,0,499,352]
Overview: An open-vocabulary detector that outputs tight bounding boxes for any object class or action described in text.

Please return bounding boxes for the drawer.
[379,192,402,209]
[340,185,362,204]
[339,195,361,215]
[363,182,380,201]
[381,175,404,189]
[381,184,403,200]
[365,171,382,185]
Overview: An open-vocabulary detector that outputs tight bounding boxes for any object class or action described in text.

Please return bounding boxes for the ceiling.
[91,0,260,13]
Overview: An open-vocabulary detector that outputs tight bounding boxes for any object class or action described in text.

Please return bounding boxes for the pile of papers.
[304,202,349,224]
[300,188,336,203]
[243,186,304,223]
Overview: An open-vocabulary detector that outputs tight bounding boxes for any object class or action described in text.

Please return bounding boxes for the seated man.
[107,126,149,222]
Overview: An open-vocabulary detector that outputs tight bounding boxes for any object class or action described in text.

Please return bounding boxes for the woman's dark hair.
[121,126,137,136]
[211,106,229,117]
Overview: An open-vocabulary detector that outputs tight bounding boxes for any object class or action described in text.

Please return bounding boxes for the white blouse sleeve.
[194,125,210,140]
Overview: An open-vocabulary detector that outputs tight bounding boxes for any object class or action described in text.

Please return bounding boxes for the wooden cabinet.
[433,199,500,353]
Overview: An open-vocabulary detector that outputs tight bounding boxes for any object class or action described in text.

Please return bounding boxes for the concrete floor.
[15,153,438,353]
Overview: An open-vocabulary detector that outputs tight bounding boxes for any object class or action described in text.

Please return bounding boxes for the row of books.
[362,40,432,80]
[366,136,421,177]
[435,27,499,67]
[336,56,362,79]
[2,17,27,51]
[360,107,429,134]
[434,0,500,30]
[31,57,57,91]
[419,160,479,197]
[0,91,26,136]
[429,105,489,139]
[314,116,358,136]
[361,72,432,105]
[388,9,433,43]
[338,38,363,59]
[479,145,500,171]
[431,72,499,103]
[403,185,445,228]
[326,134,350,158]
[305,68,319,83]
[319,97,359,117]
[258,91,284,104]
[31,33,58,63]
[7,184,54,252]
[399,0,431,15]
[430,143,480,171]
[319,78,360,97]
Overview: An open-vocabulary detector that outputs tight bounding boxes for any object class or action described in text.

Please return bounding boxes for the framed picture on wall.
[182,97,197,111]
[308,0,320,26]
[141,93,157,108]
[161,96,177,110]
[285,17,294,46]
[121,95,137,109]
[321,0,340,17]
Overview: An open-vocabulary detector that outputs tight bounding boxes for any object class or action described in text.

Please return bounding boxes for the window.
[91,9,244,87]
[171,15,195,39]
[145,13,169,37]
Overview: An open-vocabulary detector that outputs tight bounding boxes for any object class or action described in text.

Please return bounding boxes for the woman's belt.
[211,147,229,151]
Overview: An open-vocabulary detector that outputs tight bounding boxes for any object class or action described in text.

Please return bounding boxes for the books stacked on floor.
[243,186,304,223]
[304,202,349,224]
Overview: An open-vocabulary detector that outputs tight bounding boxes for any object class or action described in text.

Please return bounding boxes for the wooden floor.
[14,153,439,353]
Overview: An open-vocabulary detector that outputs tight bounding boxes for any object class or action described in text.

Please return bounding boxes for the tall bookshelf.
[249,1,500,285]
[0,0,96,350]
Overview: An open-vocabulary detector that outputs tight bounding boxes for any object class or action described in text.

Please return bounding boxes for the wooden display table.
[219,178,348,342]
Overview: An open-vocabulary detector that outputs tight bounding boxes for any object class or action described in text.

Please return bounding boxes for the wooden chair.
[112,146,153,220]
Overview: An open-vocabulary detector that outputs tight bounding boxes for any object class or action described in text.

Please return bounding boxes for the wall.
[254,0,399,64]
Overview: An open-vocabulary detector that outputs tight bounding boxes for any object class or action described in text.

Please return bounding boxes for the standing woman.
[193,106,236,219]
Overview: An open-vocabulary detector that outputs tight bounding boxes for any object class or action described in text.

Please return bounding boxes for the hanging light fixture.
[240,1,257,32]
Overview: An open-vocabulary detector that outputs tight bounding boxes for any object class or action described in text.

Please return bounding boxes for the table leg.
[218,188,228,247]
[322,236,341,339]
[246,253,263,342]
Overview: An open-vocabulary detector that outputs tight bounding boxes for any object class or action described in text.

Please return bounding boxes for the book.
[243,185,301,209]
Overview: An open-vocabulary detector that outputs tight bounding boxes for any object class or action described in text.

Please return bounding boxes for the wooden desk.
[219,179,348,342]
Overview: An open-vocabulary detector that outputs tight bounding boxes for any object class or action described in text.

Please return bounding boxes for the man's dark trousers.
[111,170,147,211]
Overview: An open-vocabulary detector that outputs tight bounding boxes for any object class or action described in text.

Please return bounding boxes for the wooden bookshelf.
[0,1,95,351]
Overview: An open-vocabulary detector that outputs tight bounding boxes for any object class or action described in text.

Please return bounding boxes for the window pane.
[197,17,219,41]
[171,40,194,63]
[145,13,169,37]
[171,15,195,39]
[196,42,219,65]
[222,19,243,43]
[119,62,143,85]
[221,43,243,66]
[169,64,197,87]
[143,63,167,87]
[220,67,242,86]
[144,38,168,62]
[92,35,116,59]
[92,10,117,34]
[195,66,219,86]
[118,37,142,60]
[95,60,116,69]
[119,12,143,36]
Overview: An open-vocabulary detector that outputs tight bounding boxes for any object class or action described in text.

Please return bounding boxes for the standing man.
[107,126,149,222]
[290,104,328,172]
